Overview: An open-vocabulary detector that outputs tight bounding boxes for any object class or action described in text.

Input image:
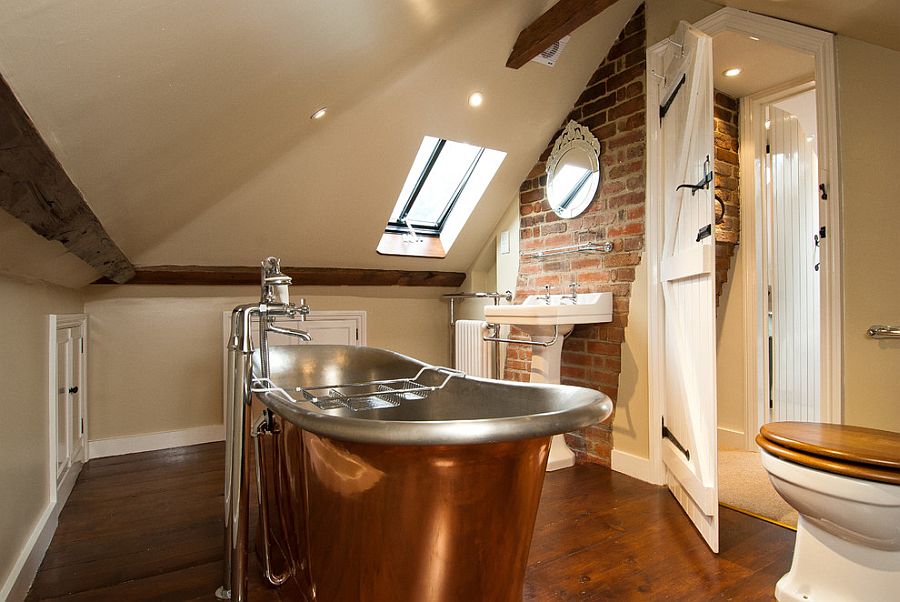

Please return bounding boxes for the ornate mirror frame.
[545,120,603,219]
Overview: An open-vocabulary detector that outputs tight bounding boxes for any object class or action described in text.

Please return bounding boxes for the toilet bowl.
[756,422,900,602]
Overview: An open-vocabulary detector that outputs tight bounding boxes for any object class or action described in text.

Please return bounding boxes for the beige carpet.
[718,450,797,528]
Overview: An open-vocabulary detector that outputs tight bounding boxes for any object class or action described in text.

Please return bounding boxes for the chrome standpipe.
[217,258,310,601]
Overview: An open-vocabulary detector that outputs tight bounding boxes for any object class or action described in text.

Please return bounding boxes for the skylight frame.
[385,138,487,237]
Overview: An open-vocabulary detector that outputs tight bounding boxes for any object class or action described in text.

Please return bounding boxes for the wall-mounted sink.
[485,291,613,471]
[483,292,612,326]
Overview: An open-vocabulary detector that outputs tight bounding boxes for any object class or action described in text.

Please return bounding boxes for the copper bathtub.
[249,345,612,601]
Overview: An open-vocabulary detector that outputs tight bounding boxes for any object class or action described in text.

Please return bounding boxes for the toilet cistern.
[484,290,613,471]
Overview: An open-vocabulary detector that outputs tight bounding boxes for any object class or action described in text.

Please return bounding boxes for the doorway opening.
[714,46,824,528]
[647,7,843,550]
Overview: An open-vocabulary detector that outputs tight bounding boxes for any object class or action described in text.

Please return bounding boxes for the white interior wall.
[83,285,454,441]
[716,245,747,448]
[0,274,83,597]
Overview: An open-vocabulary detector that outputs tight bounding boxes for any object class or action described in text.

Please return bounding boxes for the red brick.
[575,81,607,108]
[582,91,617,119]
[520,189,543,204]
[616,267,636,282]
[607,63,644,91]
[609,96,645,121]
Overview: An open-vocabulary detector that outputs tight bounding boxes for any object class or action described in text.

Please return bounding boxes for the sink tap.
[565,282,579,304]
[540,285,552,305]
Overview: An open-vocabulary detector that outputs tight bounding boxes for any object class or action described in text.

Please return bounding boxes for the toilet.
[756,422,900,602]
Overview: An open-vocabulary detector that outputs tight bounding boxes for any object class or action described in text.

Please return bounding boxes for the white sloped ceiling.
[0,0,642,286]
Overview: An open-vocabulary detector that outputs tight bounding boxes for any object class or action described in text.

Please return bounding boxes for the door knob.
[68,386,79,394]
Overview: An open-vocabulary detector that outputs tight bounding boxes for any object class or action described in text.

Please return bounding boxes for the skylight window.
[378,136,505,258]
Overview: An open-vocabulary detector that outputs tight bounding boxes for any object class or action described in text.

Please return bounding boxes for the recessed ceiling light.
[723,68,742,77]
[749,36,760,41]
[468,91,484,108]
[310,107,327,120]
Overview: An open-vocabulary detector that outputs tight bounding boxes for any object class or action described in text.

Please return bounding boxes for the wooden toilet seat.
[757,422,900,486]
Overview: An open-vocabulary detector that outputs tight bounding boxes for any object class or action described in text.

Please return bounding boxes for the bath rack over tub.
[250,365,465,412]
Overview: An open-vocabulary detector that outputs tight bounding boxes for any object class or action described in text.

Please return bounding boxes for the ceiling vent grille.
[531,35,570,67]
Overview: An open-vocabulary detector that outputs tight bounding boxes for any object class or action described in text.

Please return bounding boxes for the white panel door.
[657,22,719,552]
[56,329,71,480]
[70,325,86,463]
[767,106,821,423]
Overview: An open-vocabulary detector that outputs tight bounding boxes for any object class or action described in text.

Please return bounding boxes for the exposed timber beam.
[0,75,135,283]
[92,265,467,288]
[506,0,622,69]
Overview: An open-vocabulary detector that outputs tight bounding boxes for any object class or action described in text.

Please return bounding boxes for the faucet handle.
[569,282,579,292]
[297,298,310,321]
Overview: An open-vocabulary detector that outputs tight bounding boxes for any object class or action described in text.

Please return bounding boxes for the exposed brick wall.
[505,4,646,466]
[714,91,740,304]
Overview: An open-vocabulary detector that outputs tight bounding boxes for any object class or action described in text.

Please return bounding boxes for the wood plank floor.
[26,442,793,601]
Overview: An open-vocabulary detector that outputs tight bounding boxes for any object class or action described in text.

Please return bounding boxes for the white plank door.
[657,22,719,552]
[766,105,821,423]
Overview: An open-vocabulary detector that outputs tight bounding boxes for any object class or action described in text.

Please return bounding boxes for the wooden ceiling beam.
[0,75,135,283]
[506,0,623,69]
[92,265,467,288]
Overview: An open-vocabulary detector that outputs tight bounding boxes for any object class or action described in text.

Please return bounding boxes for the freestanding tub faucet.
[218,257,310,602]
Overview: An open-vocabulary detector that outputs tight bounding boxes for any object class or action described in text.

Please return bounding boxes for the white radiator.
[454,320,493,378]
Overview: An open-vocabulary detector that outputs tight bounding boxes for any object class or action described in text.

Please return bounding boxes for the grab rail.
[866,324,900,339]
[482,323,559,347]
[520,241,612,259]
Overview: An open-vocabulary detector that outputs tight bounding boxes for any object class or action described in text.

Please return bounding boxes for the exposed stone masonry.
[504,5,646,466]
[714,90,741,304]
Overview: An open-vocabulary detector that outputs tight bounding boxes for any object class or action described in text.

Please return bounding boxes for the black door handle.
[69,386,79,394]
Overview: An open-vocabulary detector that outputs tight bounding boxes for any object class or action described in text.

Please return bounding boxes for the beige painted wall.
[0,275,83,590]
[613,260,651,457]
[716,245,747,443]
[83,285,454,440]
[836,37,900,430]
[458,195,520,322]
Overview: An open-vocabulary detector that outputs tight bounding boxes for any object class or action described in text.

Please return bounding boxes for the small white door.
[655,22,719,552]
[55,322,86,485]
[56,329,71,480]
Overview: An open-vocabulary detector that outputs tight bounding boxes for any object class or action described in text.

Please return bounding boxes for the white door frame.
[48,314,88,501]
[647,8,843,481]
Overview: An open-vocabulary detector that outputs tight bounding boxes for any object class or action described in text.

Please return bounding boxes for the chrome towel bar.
[520,241,612,259]
[482,323,559,347]
[866,324,900,339]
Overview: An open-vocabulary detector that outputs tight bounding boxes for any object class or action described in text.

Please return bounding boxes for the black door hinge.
[662,418,690,461]
[819,183,828,200]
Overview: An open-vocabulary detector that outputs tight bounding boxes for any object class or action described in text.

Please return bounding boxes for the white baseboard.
[0,502,57,602]
[611,448,654,483]
[717,426,747,451]
[88,424,225,459]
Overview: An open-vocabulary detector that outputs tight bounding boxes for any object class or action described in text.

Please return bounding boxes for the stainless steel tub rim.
[251,345,613,446]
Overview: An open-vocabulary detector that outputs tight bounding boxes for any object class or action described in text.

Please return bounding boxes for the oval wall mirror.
[546,120,602,219]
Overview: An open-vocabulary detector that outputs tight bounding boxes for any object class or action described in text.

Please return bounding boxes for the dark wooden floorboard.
[26,442,793,601]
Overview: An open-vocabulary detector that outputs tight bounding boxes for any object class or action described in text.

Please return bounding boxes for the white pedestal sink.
[484,292,613,471]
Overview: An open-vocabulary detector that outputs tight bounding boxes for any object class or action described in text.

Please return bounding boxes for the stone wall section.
[713,90,741,304]
[505,4,646,466]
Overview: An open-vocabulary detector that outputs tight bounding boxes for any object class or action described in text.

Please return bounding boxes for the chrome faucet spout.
[267,324,312,341]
